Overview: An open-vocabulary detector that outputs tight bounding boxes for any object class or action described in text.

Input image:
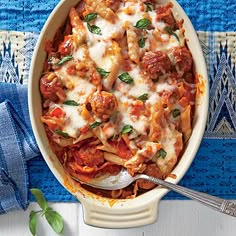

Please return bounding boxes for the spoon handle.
[139,174,236,217]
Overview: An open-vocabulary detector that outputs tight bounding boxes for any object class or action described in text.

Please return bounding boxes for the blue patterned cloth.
[0,0,236,213]
[0,83,39,213]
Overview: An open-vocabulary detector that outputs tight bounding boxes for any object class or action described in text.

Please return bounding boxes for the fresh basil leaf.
[144,3,153,11]
[158,148,167,159]
[45,209,64,234]
[90,121,102,129]
[137,93,148,101]
[134,18,152,29]
[56,55,73,66]
[121,125,133,134]
[118,72,134,84]
[87,23,102,35]
[55,130,70,139]
[164,26,180,41]
[138,37,147,48]
[29,211,38,236]
[172,109,181,118]
[63,100,79,106]
[30,189,48,211]
[96,67,110,78]
[83,13,97,22]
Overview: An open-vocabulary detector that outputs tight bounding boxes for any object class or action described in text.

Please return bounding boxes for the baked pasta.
[40,0,196,199]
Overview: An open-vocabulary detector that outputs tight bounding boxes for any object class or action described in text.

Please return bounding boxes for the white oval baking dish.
[29,0,209,228]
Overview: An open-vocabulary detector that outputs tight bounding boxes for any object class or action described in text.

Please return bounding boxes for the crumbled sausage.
[156,3,176,29]
[142,51,172,79]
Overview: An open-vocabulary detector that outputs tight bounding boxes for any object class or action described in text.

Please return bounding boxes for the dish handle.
[81,199,160,228]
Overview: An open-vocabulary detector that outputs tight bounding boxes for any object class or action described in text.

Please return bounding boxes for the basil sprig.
[83,13,102,35]
[87,23,102,35]
[56,55,73,66]
[158,148,167,159]
[138,37,147,48]
[164,26,180,41]
[55,129,70,139]
[90,121,102,129]
[63,100,79,106]
[118,72,134,84]
[137,93,148,101]
[96,67,110,78]
[121,125,133,134]
[134,18,152,29]
[171,109,181,118]
[29,188,64,236]
[83,13,98,22]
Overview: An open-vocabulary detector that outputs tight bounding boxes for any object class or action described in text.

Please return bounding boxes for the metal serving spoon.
[72,168,236,217]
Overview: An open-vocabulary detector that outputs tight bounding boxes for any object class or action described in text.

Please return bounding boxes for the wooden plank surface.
[0,201,235,236]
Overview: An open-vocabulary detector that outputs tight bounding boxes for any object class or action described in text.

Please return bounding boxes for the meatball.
[40,73,66,102]
[88,91,118,121]
[172,47,193,73]
[142,51,172,79]
[74,145,104,167]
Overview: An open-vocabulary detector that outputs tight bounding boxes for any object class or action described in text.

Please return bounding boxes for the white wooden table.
[0,200,235,236]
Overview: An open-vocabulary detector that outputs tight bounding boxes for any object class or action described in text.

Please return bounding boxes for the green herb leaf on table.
[96,67,110,78]
[138,37,147,48]
[29,211,38,236]
[45,209,64,234]
[90,121,102,129]
[118,72,134,84]
[56,55,73,66]
[158,148,167,159]
[137,93,148,101]
[121,125,133,134]
[171,109,181,118]
[63,100,79,106]
[164,26,180,41]
[29,188,64,236]
[87,23,102,35]
[83,13,98,22]
[134,18,152,29]
[55,130,70,139]
[30,188,48,210]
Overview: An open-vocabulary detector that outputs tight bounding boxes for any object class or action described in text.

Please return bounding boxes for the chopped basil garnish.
[164,26,180,42]
[121,125,133,134]
[137,93,148,101]
[83,13,98,22]
[56,55,73,66]
[55,130,70,139]
[118,72,134,84]
[134,18,152,29]
[96,67,110,78]
[172,109,181,118]
[87,23,102,35]
[90,121,102,129]
[138,37,147,48]
[144,3,153,12]
[158,148,167,159]
[63,100,79,106]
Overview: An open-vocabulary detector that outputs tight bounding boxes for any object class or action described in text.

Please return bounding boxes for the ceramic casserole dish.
[29,0,209,228]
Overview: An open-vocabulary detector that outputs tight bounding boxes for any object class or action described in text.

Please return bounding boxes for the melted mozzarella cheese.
[61,105,87,138]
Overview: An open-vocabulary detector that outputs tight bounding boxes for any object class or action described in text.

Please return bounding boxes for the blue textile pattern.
[0,0,235,211]
[0,84,40,213]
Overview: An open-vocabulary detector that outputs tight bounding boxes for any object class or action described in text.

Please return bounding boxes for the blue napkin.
[0,82,39,214]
